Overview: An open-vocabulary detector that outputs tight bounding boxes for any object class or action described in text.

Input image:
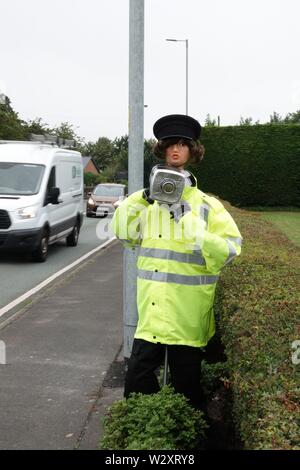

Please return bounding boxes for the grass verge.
[258,212,300,248]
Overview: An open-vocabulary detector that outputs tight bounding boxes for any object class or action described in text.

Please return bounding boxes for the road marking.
[0,237,116,319]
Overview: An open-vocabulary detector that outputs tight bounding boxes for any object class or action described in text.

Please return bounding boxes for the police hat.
[153,114,201,141]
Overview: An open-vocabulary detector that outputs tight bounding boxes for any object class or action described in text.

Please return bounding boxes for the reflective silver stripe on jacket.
[199,203,210,223]
[139,247,205,265]
[227,236,243,246]
[138,269,218,285]
[224,237,242,265]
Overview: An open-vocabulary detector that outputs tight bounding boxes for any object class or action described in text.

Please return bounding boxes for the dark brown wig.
[153,138,205,167]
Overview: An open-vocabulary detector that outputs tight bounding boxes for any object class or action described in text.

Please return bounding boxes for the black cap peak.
[153,114,201,141]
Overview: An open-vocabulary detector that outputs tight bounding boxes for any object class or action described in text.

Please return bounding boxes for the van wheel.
[66,222,80,246]
[32,230,49,262]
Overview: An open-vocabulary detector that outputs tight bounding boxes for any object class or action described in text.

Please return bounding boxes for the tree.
[113,135,128,155]
[239,116,253,126]
[53,122,85,147]
[97,162,120,183]
[204,114,216,127]
[144,138,158,186]
[112,135,128,172]
[283,110,300,124]
[239,116,260,126]
[84,137,114,169]
[269,111,284,124]
[267,110,300,125]
[0,96,26,140]
[93,136,158,186]
[84,172,98,187]
[23,117,52,139]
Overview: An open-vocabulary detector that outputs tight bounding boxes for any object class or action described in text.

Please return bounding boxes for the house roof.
[82,156,100,172]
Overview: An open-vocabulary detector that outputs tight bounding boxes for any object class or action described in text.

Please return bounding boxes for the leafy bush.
[100,386,207,450]
[201,360,230,396]
[217,203,300,449]
[84,171,98,186]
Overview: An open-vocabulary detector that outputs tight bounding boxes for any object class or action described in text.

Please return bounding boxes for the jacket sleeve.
[178,196,243,275]
[111,190,149,247]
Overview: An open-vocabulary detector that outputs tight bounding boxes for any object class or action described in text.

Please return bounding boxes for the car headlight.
[88,197,95,206]
[17,205,39,219]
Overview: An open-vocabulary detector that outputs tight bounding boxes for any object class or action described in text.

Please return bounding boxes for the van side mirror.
[47,187,60,204]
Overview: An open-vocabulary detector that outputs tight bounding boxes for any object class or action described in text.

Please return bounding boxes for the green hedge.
[217,202,300,449]
[191,125,300,207]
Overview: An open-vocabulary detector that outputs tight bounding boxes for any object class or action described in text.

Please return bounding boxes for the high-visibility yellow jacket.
[112,175,242,347]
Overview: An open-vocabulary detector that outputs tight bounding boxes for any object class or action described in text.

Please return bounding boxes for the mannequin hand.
[167,201,191,222]
[142,188,155,205]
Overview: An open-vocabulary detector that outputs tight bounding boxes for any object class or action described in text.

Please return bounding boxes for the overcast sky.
[0,0,299,142]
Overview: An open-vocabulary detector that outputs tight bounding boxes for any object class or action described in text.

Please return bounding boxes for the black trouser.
[124,339,205,409]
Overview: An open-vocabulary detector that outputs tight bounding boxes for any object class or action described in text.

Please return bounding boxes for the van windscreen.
[0,162,45,195]
[93,185,124,197]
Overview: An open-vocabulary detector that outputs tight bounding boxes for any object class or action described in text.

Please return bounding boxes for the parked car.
[86,183,126,218]
[0,140,84,262]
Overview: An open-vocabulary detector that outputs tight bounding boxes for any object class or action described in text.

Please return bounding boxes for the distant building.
[82,156,100,175]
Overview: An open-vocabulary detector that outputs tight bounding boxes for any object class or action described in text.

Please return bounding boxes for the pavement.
[0,239,125,450]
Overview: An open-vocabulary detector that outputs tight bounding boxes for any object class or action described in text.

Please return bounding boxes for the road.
[0,214,114,312]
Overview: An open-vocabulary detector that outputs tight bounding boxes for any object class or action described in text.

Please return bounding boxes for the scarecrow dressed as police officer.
[112,114,242,409]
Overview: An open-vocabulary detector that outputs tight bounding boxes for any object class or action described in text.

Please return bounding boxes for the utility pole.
[124,0,144,358]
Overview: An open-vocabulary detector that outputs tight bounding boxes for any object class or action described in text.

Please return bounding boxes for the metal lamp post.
[166,38,189,115]
[124,0,144,359]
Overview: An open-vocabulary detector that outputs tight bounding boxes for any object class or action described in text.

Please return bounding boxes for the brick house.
[82,156,100,175]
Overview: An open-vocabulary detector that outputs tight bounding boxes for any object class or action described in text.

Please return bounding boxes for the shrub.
[84,171,98,186]
[100,386,207,450]
[217,203,300,449]
[201,360,230,396]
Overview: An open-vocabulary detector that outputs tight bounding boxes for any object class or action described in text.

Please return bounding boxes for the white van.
[0,141,84,262]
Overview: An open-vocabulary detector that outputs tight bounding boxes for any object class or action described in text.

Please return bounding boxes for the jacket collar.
[183,169,197,187]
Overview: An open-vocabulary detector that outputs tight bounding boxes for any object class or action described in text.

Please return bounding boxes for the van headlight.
[17,205,39,219]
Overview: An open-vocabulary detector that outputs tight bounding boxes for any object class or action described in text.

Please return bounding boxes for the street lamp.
[166,38,189,115]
